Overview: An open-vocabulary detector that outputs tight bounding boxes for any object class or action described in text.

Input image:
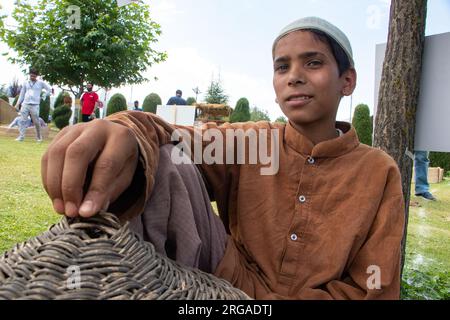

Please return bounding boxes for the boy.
[41,17,405,299]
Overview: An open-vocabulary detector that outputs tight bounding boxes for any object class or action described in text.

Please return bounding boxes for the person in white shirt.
[14,69,52,142]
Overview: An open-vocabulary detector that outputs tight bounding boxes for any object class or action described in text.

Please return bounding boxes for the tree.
[373,0,427,272]
[352,104,373,146]
[39,95,51,123]
[250,106,271,122]
[275,116,287,124]
[53,94,73,129]
[106,93,127,116]
[186,97,196,106]
[0,0,166,99]
[204,79,228,105]
[142,93,161,113]
[230,98,250,123]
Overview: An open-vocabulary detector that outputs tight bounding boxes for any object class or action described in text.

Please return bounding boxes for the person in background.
[166,89,187,106]
[80,83,99,122]
[133,100,142,111]
[414,151,437,201]
[14,69,52,142]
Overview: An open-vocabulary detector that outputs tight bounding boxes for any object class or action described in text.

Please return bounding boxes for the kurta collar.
[285,121,360,158]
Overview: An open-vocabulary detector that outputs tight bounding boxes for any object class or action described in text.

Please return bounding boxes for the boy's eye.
[307,60,322,67]
[275,64,289,72]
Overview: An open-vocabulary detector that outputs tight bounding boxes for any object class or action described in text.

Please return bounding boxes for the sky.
[0,0,449,122]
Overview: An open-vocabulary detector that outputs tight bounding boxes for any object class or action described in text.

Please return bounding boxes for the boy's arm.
[293,164,406,300]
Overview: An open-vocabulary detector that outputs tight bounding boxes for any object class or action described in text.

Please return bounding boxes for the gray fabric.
[272,16,354,67]
[18,104,41,140]
[129,144,228,273]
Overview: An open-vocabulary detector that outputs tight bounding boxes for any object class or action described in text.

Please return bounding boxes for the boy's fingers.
[78,129,138,217]
[79,156,138,218]
[60,131,106,217]
[44,127,88,214]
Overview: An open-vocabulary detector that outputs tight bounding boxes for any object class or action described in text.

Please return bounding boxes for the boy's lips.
[285,94,313,108]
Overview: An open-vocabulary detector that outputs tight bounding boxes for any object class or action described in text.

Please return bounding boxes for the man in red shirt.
[80,83,100,122]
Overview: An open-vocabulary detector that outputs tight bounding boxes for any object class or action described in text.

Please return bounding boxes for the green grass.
[0,134,448,298]
[0,136,59,253]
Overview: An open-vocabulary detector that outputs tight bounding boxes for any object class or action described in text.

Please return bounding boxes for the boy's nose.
[288,68,306,86]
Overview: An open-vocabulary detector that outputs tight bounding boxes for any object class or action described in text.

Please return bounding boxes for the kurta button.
[307,157,315,164]
[299,195,306,203]
[290,233,298,241]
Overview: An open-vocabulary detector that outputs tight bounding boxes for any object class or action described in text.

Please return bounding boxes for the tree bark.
[373,0,427,274]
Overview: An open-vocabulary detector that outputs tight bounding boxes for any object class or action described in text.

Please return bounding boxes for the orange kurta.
[108,111,405,300]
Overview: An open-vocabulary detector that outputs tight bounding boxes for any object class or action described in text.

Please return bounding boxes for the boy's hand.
[41,119,139,218]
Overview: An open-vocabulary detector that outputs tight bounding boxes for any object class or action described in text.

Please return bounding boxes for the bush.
[13,96,19,107]
[53,91,67,109]
[106,93,127,116]
[429,152,450,173]
[250,106,271,122]
[0,94,9,103]
[230,98,250,123]
[352,104,373,146]
[401,267,450,300]
[142,93,162,113]
[52,105,72,129]
[186,97,196,106]
[39,95,51,123]
[275,116,287,124]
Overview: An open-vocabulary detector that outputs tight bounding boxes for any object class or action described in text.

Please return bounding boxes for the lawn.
[0,134,448,299]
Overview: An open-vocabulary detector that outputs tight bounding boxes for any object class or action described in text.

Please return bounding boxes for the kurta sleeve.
[104,111,263,226]
[297,163,405,300]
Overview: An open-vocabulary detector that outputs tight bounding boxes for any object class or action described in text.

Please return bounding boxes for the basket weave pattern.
[0,212,250,300]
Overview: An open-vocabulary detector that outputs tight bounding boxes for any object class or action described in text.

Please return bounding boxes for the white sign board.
[374,32,450,152]
[156,105,197,126]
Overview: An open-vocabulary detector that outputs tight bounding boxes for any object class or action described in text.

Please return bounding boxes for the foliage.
[54,92,67,109]
[106,93,127,116]
[275,116,287,124]
[142,93,161,113]
[250,106,271,122]
[186,97,196,106]
[204,79,228,104]
[8,78,21,98]
[13,96,19,107]
[52,105,72,129]
[230,98,250,123]
[0,0,167,98]
[401,267,449,300]
[39,95,51,123]
[352,104,373,146]
[429,152,450,173]
[0,94,9,103]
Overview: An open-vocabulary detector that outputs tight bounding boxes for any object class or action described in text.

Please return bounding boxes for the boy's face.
[273,30,356,127]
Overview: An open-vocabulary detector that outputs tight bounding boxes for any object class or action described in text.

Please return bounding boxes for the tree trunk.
[373,0,427,275]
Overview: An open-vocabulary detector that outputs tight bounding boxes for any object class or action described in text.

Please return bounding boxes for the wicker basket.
[0,212,250,300]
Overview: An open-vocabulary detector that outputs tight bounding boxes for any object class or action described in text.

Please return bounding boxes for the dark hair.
[134,100,139,104]
[87,83,94,86]
[29,69,39,76]
[176,90,182,95]
[306,29,351,76]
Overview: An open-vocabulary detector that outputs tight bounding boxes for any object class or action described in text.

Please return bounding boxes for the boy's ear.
[341,68,357,96]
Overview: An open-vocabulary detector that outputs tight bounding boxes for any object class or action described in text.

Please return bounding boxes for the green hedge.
[142,93,161,113]
[352,104,373,146]
[39,95,51,123]
[429,152,450,172]
[106,93,127,116]
[0,94,9,103]
[186,97,196,106]
[230,98,250,123]
[52,105,72,129]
